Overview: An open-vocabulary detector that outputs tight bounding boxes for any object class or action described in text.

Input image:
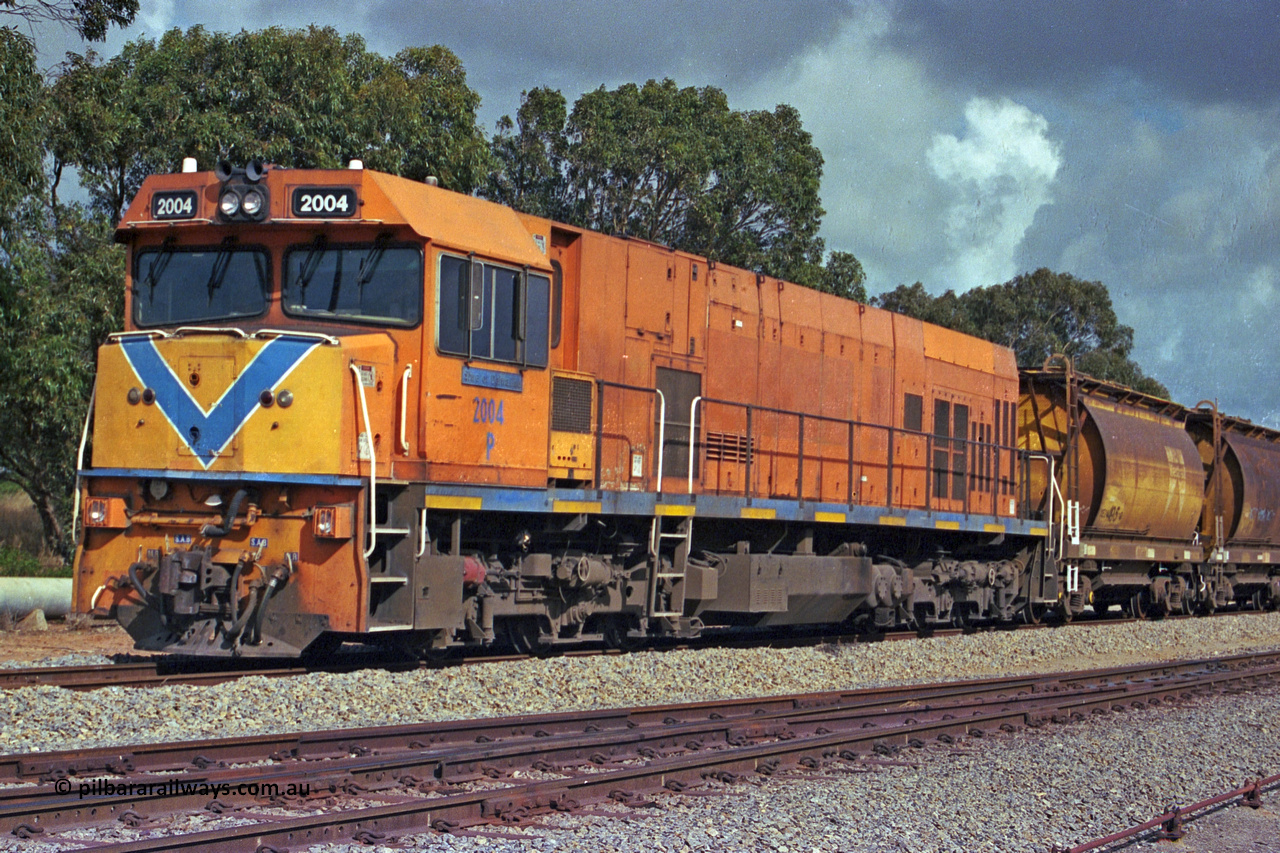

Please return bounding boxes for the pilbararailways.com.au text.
[55,778,310,800]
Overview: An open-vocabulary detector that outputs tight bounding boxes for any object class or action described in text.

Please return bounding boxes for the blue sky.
[16,0,1280,424]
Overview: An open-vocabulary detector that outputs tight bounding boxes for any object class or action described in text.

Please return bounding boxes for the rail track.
[2,608,1267,693]
[2,651,1277,851]
[0,626,964,692]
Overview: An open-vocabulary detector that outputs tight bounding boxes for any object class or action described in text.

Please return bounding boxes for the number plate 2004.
[152,190,197,220]
[291,186,357,218]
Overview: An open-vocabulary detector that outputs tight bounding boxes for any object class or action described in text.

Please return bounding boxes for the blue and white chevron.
[118,337,320,468]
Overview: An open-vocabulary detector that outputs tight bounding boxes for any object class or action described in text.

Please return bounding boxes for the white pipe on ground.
[0,578,73,618]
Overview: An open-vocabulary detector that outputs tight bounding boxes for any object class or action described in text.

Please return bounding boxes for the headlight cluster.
[214,160,270,222]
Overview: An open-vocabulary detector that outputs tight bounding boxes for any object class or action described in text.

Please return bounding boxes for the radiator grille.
[705,431,753,463]
[551,376,594,434]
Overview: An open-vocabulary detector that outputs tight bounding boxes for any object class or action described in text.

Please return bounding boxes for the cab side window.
[438,254,549,368]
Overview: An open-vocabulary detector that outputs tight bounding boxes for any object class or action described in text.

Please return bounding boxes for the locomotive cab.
[75,162,559,655]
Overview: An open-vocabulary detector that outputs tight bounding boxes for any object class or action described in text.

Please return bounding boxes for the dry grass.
[0,489,43,553]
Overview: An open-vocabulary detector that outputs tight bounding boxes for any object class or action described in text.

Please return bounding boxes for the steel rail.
[0,677,1157,835]
[19,658,1279,852]
[4,607,1272,693]
[4,655,1279,847]
[6,650,1274,784]
[1055,772,1280,852]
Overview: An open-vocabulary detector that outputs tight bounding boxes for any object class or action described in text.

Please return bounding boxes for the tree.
[871,270,1169,397]
[486,79,829,288]
[0,0,137,41]
[0,27,45,231]
[817,251,867,302]
[873,281,971,332]
[683,103,826,287]
[50,26,492,220]
[0,206,123,554]
[486,87,570,220]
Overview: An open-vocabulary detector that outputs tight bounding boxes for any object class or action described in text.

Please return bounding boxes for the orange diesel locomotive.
[74,162,1051,657]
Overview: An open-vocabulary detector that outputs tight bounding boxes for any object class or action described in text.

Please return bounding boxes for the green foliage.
[817,251,868,302]
[0,544,45,577]
[872,269,1169,397]
[0,0,137,42]
[486,87,570,220]
[486,79,830,288]
[50,26,492,219]
[0,28,45,231]
[0,205,123,555]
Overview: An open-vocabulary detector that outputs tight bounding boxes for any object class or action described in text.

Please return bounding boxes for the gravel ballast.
[2,613,1280,851]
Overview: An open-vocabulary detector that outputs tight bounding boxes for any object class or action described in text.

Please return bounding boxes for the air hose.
[201,488,247,538]
[127,562,156,609]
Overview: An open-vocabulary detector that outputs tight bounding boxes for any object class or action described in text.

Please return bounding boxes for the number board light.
[152,190,198,220]
[291,187,358,218]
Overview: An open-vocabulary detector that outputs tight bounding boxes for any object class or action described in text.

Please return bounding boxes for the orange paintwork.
[78,164,1025,647]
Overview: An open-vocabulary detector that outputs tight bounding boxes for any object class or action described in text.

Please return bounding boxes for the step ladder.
[366,480,418,631]
[647,515,692,620]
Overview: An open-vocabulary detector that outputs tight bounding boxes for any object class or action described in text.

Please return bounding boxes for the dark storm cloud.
[890,0,1280,106]
[368,0,855,89]
[81,0,857,124]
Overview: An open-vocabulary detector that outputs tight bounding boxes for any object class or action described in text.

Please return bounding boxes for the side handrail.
[686,396,703,495]
[1023,453,1059,559]
[654,388,666,495]
[686,391,1013,504]
[398,364,413,456]
[349,363,378,559]
[71,378,98,542]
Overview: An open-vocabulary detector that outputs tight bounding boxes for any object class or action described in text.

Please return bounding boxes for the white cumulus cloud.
[927,97,1062,291]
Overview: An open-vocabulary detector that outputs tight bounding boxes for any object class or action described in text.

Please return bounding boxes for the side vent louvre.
[551,376,594,434]
[705,431,753,463]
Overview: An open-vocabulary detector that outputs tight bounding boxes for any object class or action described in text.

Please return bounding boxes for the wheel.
[1129,592,1148,620]
[1020,601,1042,626]
[1056,599,1073,624]
[504,617,554,657]
[603,616,645,653]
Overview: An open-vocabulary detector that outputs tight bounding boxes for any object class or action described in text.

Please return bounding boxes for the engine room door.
[656,366,702,490]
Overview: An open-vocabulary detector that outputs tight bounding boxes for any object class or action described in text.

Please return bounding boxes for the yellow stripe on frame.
[814,511,846,523]
[654,504,696,517]
[1029,527,1049,537]
[740,507,777,520]
[552,500,602,514]
[424,495,483,511]
[878,516,907,526]
[935,520,961,531]
[984,524,1006,533]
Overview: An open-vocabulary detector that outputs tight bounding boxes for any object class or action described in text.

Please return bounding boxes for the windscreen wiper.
[295,235,327,295]
[356,235,390,289]
[140,236,176,295]
[205,237,237,302]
